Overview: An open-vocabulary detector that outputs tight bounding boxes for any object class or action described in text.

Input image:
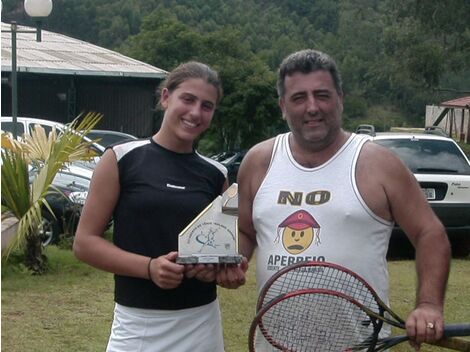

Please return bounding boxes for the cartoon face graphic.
[276,210,321,254]
[282,226,315,254]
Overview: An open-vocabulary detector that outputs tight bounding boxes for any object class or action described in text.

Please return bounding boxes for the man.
[237,49,451,351]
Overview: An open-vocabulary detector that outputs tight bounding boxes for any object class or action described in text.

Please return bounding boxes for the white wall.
[426,105,469,143]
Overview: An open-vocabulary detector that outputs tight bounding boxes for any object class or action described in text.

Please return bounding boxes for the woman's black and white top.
[110,138,227,310]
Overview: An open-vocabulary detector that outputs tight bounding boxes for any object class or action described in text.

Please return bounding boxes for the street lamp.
[2,0,53,138]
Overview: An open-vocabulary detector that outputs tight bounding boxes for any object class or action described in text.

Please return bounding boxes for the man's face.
[279,70,343,150]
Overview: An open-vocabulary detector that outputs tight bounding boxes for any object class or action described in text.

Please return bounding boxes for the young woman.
[73,61,246,352]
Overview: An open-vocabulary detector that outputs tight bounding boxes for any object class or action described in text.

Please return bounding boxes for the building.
[426,96,470,144]
[1,22,167,137]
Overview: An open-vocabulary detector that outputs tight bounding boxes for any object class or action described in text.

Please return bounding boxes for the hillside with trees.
[2,0,469,152]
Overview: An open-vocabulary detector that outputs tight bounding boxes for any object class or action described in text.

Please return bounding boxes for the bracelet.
[147,257,154,281]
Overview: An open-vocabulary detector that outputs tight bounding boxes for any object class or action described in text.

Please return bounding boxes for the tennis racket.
[257,261,400,325]
[249,288,470,352]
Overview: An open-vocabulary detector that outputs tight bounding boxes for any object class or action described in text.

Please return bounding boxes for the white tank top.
[253,132,393,303]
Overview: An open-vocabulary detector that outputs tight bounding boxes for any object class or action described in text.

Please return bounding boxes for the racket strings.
[260,291,378,352]
[349,335,407,352]
[262,265,380,314]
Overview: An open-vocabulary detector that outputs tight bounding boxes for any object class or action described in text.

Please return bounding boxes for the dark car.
[36,165,92,246]
[371,132,470,257]
[217,150,246,184]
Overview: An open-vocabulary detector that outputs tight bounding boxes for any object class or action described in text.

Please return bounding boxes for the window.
[1,121,25,136]
[374,139,470,175]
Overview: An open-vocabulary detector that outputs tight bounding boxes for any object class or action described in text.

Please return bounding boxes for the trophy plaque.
[176,183,242,264]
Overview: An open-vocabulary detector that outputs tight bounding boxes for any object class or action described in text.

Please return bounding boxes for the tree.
[379,0,470,108]
[197,29,282,151]
[7,0,465,129]
[1,113,101,274]
[120,10,204,70]
[122,12,282,152]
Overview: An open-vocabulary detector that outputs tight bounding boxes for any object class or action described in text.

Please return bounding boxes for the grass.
[2,247,469,352]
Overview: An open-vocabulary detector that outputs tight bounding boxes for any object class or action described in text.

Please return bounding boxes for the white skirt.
[106,300,224,352]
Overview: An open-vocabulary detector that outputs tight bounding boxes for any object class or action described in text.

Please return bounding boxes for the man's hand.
[406,302,445,351]
[185,263,217,282]
[216,257,248,289]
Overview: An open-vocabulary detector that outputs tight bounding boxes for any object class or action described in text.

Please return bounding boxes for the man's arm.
[386,154,451,347]
[215,140,274,288]
[214,150,258,288]
[379,146,451,307]
[237,150,258,261]
[358,142,451,347]
[237,139,275,260]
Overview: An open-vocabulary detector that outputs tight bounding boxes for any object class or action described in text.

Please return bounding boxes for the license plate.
[422,188,436,200]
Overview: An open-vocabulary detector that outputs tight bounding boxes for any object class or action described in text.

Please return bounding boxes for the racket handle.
[434,337,470,352]
[430,324,470,352]
[377,335,470,352]
[444,324,470,337]
[373,324,470,352]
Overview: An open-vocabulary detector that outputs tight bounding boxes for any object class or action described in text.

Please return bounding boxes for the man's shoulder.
[357,137,413,191]
[358,139,402,167]
[246,137,277,160]
[238,137,278,188]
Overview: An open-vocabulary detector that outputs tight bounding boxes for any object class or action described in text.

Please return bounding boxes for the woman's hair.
[157,61,223,106]
[276,49,343,97]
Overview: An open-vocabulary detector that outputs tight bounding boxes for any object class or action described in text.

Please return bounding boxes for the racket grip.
[433,337,470,352]
[444,324,470,338]
[432,324,470,352]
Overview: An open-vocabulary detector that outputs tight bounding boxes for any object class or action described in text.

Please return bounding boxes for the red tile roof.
[440,96,470,108]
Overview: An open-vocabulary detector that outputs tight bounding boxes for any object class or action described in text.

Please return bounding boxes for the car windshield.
[374,138,470,175]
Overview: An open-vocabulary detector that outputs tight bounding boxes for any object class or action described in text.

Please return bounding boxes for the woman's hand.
[149,251,185,289]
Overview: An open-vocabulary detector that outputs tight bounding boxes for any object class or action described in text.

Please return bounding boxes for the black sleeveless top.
[110,138,226,309]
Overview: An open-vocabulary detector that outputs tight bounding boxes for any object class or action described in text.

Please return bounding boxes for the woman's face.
[159,78,218,152]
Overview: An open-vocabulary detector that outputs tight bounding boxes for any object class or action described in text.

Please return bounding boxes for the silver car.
[1,116,105,169]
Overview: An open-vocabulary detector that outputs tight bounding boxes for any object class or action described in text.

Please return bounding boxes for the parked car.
[355,124,376,135]
[86,129,137,147]
[1,116,105,169]
[210,151,238,162]
[216,150,247,184]
[370,131,470,257]
[32,163,93,246]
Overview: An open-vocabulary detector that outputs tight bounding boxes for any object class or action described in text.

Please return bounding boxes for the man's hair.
[276,49,343,97]
[158,61,223,105]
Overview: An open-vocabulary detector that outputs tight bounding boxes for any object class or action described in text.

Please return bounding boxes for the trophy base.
[176,255,243,264]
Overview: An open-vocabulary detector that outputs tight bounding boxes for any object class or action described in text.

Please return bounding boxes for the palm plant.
[1,112,102,274]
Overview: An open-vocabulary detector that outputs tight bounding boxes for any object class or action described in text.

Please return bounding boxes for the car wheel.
[39,213,61,246]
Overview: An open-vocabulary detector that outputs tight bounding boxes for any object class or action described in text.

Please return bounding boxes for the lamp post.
[2,0,53,138]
